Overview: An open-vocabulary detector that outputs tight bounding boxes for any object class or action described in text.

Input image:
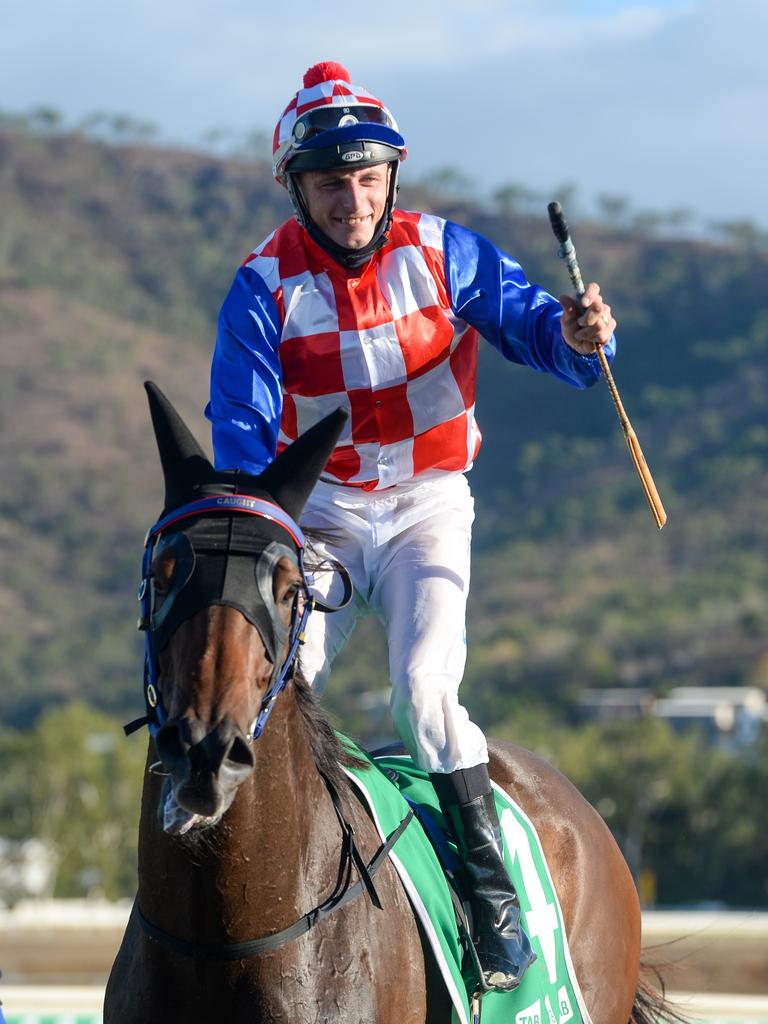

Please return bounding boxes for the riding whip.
[547,201,667,529]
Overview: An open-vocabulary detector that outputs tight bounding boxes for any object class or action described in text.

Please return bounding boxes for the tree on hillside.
[0,704,144,899]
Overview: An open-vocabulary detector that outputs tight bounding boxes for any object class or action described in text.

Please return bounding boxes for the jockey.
[206,61,616,992]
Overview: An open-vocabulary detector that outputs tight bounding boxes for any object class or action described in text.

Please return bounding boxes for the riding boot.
[431,765,536,992]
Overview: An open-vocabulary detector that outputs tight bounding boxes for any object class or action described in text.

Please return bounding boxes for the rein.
[136,771,414,960]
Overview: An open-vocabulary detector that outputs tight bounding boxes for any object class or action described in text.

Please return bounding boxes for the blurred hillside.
[0,121,765,737]
[2,123,766,732]
[1,122,767,905]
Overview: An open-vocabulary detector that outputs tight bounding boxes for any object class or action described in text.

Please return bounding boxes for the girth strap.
[136,774,413,961]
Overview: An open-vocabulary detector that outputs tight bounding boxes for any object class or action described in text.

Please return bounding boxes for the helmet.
[272,61,406,183]
[272,62,407,266]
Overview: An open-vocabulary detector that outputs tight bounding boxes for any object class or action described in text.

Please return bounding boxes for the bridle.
[125,493,320,741]
[125,493,414,960]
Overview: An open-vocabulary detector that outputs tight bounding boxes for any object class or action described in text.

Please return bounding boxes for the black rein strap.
[136,773,414,961]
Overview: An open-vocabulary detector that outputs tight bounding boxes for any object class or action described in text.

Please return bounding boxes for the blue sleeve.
[442,220,615,389]
[204,264,283,473]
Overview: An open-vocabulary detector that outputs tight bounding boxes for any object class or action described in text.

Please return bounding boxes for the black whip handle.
[547,201,586,299]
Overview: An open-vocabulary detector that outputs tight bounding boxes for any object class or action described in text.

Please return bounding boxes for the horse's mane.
[292,670,369,792]
[294,527,370,790]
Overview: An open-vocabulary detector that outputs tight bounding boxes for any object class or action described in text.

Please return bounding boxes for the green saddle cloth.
[340,736,592,1024]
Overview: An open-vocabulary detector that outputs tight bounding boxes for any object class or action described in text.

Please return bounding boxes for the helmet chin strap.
[287,164,400,270]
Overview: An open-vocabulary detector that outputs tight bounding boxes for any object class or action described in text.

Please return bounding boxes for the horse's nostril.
[155,716,253,784]
[155,722,186,769]
[227,735,255,770]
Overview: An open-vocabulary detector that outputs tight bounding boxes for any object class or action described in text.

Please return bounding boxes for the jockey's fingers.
[578,303,612,328]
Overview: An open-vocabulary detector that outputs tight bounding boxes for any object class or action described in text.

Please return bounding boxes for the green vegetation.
[0,704,144,899]
[0,118,766,904]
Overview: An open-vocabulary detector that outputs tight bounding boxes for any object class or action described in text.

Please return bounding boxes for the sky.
[2,0,766,230]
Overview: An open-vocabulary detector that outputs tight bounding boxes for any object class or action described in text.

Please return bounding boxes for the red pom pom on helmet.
[303,62,351,88]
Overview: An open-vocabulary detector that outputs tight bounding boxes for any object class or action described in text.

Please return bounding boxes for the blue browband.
[145,494,306,548]
[128,495,312,742]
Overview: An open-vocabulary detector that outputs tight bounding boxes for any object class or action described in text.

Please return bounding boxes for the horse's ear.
[259,408,348,522]
[145,381,214,509]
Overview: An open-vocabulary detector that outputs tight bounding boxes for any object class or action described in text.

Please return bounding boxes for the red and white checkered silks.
[243,211,482,490]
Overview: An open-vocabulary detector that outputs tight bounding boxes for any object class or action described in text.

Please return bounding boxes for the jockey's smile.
[298,164,390,250]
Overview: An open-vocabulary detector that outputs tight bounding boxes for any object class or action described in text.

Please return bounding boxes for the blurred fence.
[2,987,768,1023]
[2,985,102,1024]
[1,903,767,1021]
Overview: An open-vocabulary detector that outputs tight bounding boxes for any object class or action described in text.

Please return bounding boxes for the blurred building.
[577,686,767,751]
[0,838,57,906]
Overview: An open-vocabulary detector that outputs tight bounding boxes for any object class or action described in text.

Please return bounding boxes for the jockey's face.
[299,164,390,250]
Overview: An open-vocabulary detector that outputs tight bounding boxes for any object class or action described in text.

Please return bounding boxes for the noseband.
[125,494,348,742]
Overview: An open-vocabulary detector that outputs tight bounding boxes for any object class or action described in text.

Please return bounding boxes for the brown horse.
[105,384,674,1024]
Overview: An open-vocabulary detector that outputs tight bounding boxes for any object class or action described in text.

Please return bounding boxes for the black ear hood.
[145,381,348,523]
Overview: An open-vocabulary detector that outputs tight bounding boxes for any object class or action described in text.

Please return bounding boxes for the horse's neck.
[137,695,337,943]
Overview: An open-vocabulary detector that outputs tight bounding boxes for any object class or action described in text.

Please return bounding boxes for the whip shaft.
[547,202,667,529]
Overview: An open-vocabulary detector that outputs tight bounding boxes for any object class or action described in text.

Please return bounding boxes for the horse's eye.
[152,555,177,595]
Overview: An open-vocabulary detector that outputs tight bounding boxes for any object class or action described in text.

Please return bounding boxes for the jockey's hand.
[560,282,615,355]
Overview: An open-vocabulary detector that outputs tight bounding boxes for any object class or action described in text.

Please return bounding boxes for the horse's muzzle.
[155,714,255,818]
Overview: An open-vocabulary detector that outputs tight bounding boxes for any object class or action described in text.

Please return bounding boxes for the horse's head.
[138,383,346,833]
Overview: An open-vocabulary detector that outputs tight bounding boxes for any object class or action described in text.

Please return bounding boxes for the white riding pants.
[298,472,488,774]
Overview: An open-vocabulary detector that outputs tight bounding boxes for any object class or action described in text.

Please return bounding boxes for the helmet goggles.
[274,101,405,182]
[291,103,395,143]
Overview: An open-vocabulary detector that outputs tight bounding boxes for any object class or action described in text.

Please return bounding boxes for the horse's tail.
[629,959,690,1024]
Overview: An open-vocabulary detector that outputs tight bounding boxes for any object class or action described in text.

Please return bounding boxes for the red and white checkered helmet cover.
[272,61,404,182]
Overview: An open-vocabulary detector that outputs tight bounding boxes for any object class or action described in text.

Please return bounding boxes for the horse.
[105,383,675,1024]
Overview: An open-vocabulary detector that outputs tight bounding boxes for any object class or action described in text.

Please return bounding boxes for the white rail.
[1,987,768,1023]
[670,991,768,1021]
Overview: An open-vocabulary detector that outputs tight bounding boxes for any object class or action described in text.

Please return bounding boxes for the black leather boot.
[432,767,536,992]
